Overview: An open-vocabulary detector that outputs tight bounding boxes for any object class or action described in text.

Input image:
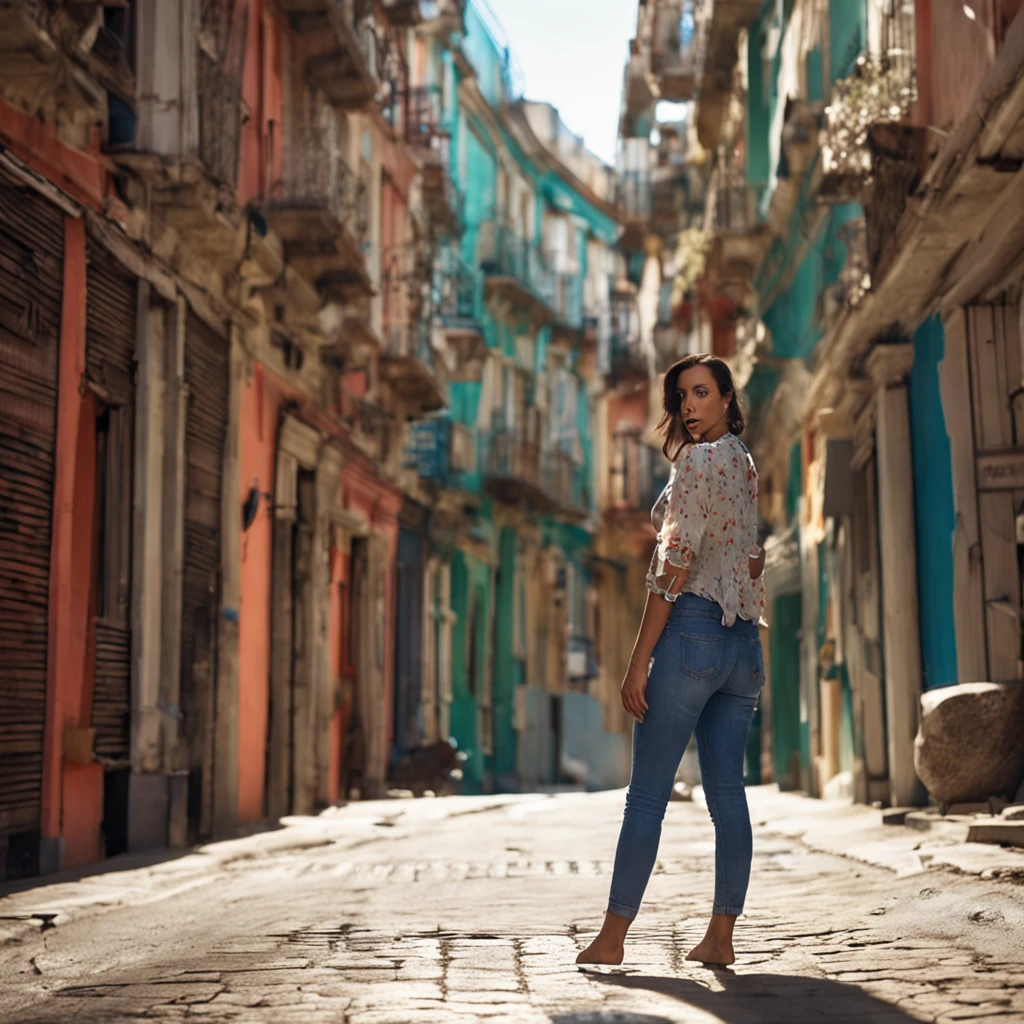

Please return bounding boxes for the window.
[94,406,133,626]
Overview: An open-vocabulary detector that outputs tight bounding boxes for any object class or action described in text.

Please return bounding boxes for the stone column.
[866,342,926,808]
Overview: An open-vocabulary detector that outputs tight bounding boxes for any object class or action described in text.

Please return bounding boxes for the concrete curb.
[743,785,1024,881]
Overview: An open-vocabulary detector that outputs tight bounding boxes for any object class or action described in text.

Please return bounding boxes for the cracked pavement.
[2,788,1024,1024]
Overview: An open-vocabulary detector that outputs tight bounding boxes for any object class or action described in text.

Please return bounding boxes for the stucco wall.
[237,362,284,823]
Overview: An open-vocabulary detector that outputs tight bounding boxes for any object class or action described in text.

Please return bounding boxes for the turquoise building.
[721,0,959,801]
[407,0,627,793]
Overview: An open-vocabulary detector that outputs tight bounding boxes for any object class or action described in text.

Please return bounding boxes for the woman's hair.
[656,353,745,461]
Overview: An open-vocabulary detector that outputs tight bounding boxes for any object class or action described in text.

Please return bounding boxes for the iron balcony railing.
[434,252,480,326]
[650,0,704,101]
[275,117,369,244]
[545,448,588,516]
[485,428,543,492]
[478,223,556,311]
[406,84,445,145]
[616,171,652,220]
[712,168,759,234]
[607,295,648,383]
[339,389,393,460]
[552,272,584,329]
[609,432,656,513]
[383,319,434,365]
[196,0,248,187]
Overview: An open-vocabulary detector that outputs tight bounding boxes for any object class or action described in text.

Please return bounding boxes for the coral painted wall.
[237,361,284,823]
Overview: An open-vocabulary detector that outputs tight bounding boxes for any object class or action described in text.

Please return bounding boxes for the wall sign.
[977,449,1024,492]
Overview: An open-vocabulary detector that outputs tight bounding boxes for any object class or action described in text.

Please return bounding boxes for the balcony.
[339,389,393,464]
[407,87,463,233]
[617,171,653,249]
[606,295,650,389]
[605,432,659,532]
[477,222,557,325]
[0,1,137,125]
[281,0,379,111]
[434,252,488,380]
[704,171,771,289]
[651,1,701,102]
[263,122,372,302]
[379,322,446,416]
[819,8,919,204]
[546,449,589,521]
[483,428,555,512]
[405,417,477,486]
[695,0,763,151]
[550,272,584,346]
[622,45,656,124]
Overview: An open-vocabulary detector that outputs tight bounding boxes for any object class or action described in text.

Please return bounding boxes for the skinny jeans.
[607,593,765,920]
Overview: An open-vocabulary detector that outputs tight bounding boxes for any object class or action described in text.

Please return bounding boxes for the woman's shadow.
[555,968,922,1024]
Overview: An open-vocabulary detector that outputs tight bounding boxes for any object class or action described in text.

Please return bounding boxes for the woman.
[577,353,766,969]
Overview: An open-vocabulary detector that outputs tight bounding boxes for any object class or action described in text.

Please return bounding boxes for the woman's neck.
[702,421,730,444]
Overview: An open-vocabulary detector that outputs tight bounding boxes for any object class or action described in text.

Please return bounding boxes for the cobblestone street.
[2,789,1024,1023]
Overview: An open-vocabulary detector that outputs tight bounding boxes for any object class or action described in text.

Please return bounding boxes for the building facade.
[0,0,669,884]
[643,0,1024,808]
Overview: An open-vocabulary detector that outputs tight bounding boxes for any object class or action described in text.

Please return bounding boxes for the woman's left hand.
[621,662,649,724]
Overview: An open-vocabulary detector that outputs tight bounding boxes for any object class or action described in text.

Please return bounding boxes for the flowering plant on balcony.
[821,51,917,188]
[669,227,708,307]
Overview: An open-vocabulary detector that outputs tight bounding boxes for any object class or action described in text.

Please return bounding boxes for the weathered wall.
[560,692,631,791]
[237,362,284,823]
[918,0,1023,132]
[238,0,284,205]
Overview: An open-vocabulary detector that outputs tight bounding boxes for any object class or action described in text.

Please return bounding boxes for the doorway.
[266,467,316,819]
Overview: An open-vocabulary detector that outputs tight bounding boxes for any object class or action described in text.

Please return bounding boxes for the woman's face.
[676,364,731,442]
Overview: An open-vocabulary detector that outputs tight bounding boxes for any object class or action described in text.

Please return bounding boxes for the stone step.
[966,820,1024,848]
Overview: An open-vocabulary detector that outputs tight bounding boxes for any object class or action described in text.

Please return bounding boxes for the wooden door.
[967,305,1023,681]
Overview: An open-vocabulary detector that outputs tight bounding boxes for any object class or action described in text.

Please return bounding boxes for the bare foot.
[685,936,735,967]
[576,936,625,966]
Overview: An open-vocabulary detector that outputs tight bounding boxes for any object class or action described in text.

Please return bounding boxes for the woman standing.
[577,353,766,969]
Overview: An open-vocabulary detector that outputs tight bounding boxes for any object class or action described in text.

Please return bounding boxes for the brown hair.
[656,353,745,461]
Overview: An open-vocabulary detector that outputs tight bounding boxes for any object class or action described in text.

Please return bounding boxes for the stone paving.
[2,788,1024,1023]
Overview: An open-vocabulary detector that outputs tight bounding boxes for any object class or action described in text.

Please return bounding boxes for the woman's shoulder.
[680,433,748,468]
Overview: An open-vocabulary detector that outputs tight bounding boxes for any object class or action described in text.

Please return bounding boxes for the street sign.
[976,449,1024,492]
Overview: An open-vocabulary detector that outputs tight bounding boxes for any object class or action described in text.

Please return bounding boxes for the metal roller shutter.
[0,167,63,878]
[181,312,228,839]
[86,246,136,766]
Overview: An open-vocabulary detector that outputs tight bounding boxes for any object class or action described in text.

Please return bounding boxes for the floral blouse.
[647,433,766,626]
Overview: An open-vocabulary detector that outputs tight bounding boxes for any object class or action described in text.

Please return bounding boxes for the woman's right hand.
[621,661,650,724]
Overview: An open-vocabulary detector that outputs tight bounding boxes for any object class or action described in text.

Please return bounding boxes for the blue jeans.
[608,593,765,920]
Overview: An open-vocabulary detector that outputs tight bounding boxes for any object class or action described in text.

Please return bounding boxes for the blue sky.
[480,0,637,167]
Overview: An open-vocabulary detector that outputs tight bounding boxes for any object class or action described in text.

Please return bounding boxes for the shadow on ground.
[560,969,920,1023]
[0,820,287,898]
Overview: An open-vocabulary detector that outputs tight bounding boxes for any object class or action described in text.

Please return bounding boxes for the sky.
[480,0,638,167]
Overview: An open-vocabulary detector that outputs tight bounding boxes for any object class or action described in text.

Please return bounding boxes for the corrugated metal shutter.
[181,312,228,839]
[86,247,136,764]
[0,167,63,876]
[85,243,136,405]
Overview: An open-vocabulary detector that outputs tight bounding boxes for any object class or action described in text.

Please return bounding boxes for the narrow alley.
[2,789,1023,1023]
